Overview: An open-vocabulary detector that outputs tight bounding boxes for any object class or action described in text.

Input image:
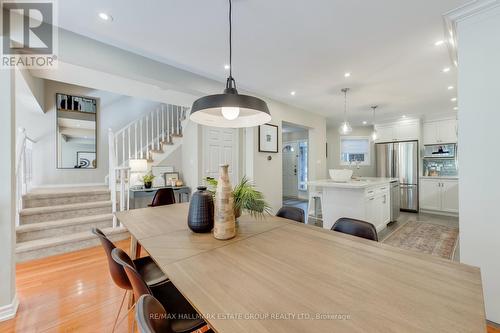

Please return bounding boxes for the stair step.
[20,201,112,224]
[16,226,129,262]
[16,214,114,242]
[23,186,110,208]
[171,133,183,138]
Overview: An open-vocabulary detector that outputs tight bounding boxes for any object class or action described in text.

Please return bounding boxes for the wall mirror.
[56,93,97,169]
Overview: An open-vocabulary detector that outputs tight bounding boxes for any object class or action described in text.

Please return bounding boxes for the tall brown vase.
[213,164,236,240]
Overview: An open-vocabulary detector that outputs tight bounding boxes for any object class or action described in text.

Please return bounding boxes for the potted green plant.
[205,176,271,219]
[142,172,155,189]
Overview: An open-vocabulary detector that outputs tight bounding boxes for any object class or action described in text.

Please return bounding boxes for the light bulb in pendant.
[371,130,378,141]
[221,107,240,120]
[339,121,352,135]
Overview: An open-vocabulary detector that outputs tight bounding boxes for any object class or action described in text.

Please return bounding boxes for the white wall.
[17,80,160,186]
[245,101,327,213]
[0,67,17,320]
[457,3,500,323]
[326,126,377,177]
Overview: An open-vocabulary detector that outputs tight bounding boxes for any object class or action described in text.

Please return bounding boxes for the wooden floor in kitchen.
[0,238,498,333]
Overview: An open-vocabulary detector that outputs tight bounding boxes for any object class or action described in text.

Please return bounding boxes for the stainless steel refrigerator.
[376,141,419,212]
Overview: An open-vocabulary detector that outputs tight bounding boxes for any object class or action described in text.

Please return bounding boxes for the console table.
[129,186,191,209]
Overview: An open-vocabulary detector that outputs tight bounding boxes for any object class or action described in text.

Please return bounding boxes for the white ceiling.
[56,0,467,125]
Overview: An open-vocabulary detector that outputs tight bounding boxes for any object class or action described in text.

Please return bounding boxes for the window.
[340,137,370,166]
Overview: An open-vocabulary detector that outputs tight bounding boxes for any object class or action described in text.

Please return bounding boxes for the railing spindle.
[134,122,137,159]
[140,119,143,159]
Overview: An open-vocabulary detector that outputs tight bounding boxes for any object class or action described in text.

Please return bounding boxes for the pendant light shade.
[338,88,353,135]
[371,105,378,141]
[190,0,271,128]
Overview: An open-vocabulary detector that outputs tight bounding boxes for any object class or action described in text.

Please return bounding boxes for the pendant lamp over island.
[190,0,271,128]
[371,105,378,141]
[338,88,353,135]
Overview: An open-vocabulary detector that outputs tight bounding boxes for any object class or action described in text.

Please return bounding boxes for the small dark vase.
[188,186,214,233]
[144,181,152,189]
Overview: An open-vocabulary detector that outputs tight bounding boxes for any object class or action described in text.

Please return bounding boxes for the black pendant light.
[190,0,271,128]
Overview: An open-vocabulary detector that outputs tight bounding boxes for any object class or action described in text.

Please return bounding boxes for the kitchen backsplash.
[423,158,458,177]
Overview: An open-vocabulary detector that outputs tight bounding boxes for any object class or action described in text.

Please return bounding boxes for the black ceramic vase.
[188,186,214,233]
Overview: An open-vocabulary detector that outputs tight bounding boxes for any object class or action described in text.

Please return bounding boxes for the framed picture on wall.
[258,124,279,153]
[76,151,96,168]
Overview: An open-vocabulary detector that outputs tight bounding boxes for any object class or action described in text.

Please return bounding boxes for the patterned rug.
[382,222,459,260]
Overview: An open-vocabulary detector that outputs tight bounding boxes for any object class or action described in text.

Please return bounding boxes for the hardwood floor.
[0,240,134,333]
[0,238,496,332]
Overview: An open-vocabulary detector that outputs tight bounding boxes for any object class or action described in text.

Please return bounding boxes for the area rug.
[382,222,459,260]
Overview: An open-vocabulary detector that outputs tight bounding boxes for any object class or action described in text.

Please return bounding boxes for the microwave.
[423,144,456,158]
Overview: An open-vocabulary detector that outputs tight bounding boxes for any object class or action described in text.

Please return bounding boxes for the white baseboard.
[0,294,19,322]
[419,209,459,218]
[36,183,106,189]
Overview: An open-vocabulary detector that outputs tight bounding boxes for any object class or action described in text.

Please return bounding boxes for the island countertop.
[308,177,398,189]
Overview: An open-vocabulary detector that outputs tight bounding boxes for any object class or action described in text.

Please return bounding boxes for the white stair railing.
[16,127,35,226]
[108,103,189,218]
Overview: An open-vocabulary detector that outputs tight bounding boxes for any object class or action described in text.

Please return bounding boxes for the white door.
[203,127,239,185]
[419,179,441,211]
[437,120,458,144]
[423,123,438,144]
[375,126,395,142]
[282,141,298,198]
[441,180,459,213]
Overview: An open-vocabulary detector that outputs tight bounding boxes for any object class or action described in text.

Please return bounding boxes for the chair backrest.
[91,228,131,290]
[276,206,305,223]
[136,294,172,333]
[111,248,152,300]
[150,188,176,207]
[331,218,378,241]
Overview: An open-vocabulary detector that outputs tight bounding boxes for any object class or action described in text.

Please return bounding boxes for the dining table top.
[116,203,486,333]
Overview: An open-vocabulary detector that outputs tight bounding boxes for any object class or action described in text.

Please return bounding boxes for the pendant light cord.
[225,0,237,90]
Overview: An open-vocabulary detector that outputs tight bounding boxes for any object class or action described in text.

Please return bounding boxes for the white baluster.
[176,106,179,135]
[161,105,165,143]
[128,126,131,160]
[140,119,143,159]
[108,129,117,227]
[166,104,170,142]
[134,122,137,159]
[156,108,160,150]
[146,115,149,158]
[151,110,154,151]
[122,132,125,166]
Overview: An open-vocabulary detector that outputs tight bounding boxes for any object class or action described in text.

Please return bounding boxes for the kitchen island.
[308,177,396,230]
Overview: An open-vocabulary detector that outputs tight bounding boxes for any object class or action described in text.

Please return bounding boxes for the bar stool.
[307,190,323,219]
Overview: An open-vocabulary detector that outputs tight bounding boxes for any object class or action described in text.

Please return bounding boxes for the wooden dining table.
[116,203,486,332]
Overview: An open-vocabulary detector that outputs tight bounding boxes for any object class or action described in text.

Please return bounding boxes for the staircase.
[16,186,128,262]
[108,103,190,213]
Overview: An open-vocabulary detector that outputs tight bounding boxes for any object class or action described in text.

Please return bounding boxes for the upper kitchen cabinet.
[423,119,457,144]
[375,119,420,142]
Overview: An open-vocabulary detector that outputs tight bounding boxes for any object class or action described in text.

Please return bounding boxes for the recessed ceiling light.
[344,72,351,78]
[402,115,407,119]
[362,121,367,125]
[290,91,296,96]
[98,12,113,21]
[453,106,458,111]
[448,86,454,90]
[454,60,458,67]
[434,40,444,46]
[442,67,451,73]
[451,97,457,102]
[224,64,230,70]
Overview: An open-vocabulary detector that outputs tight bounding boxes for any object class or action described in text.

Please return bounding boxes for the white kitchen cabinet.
[375,120,420,142]
[365,186,390,230]
[423,119,457,144]
[420,178,458,214]
[441,180,459,213]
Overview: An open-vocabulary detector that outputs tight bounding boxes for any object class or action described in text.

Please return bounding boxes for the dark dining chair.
[276,206,305,223]
[91,228,168,332]
[149,188,176,207]
[330,217,379,241]
[112,248,208,333]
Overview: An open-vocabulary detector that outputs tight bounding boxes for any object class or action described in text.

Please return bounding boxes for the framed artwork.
[165,172,179,181]
[76,151,96,168]
[258,124,279,153]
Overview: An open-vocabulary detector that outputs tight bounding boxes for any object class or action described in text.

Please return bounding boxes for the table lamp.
[129,159,148,187]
